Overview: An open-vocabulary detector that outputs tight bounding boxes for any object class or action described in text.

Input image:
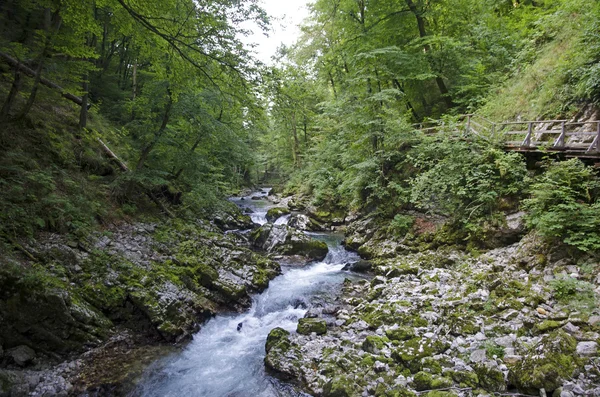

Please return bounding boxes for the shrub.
[523,159,600,252]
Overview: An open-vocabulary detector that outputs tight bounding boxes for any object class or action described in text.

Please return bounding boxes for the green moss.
[421,356,443,374]
[474,364,506,392]
[450,371,479,388]
[412,371,453,391]
[385,326,416,341]
[323,375,356,397]
[362,335,389,353]
[508,330,580,394]
[297,318,327,335]
[266,207,291,222]
[266,327,291,353]
[422,391,458,397]
[533,320,563,335]
[381,387,418,397]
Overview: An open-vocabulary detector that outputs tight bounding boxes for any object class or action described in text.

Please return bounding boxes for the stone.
[562,323,580,335]
[297,318,327,335]
[7,345,36,367]
[495,335,516,348]
[576,341,597,357]
[537,307,548,316]
[265,207,291,222]
[588,316,600,327]
[249,224,328,260]
[470,349,487,363]
[342,260,372,273]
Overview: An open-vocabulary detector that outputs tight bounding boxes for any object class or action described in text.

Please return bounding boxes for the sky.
[240,0,312,65]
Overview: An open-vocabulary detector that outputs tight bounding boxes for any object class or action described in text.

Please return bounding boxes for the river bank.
[264,205,600,397]
[0,194,285,395]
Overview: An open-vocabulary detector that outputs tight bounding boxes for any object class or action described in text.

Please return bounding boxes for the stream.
[130,190,362,397]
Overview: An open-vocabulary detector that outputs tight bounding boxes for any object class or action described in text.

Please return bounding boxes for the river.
[130,191,361,397]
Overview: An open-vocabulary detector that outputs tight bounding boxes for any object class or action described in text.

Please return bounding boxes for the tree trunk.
[0,68,22,120]
[79,77,89,130]
[136,92,173,171]
[14,8,62,120]
[291,111,299,167]
[405,0,454,109]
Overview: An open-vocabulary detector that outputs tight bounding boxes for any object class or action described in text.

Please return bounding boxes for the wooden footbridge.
[415,115,600,159]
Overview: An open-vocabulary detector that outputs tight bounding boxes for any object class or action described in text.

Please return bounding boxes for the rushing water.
[131,191,361,397]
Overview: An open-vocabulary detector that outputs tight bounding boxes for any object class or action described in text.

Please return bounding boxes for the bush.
[523,159,600,252]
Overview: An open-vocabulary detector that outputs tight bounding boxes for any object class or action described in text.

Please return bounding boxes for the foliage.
[550,275,598,313]
[523,159,600,251]
[409,139,527,237]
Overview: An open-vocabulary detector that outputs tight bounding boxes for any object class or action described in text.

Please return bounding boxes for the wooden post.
[596,122,600,153]
[522,122,533,147]
[555,121,566,148]
[466,114,471,135]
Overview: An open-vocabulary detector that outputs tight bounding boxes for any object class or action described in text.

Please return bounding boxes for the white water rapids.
[131,191,362,397]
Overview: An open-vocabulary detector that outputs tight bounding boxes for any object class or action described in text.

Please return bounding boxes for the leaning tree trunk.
[405,0,454,110]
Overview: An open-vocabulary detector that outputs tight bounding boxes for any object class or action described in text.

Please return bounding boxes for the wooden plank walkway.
[414,115,600,159]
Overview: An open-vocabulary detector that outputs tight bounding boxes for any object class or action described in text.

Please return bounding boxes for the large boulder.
[297,318,327,335]
[287,214,325,231]
[250,224,328,260]
[265,207,291,223]
[264,328,303,380]
[211,202,254,230]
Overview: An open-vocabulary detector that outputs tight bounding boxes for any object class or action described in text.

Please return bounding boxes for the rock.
[495,335,516,348]
[211,202,254,230]
[266,327,291,353]
[474,362,506,392]
[288,213,324,231]
[265,207,291,222]
[323,375,356,397]
[576,341,597,357]
[508,330,580,394]
[297,318,327,335]
[412,371,453,391]
[537,307,548,316]
[249,224,329,260]
[7,345,36,367]
[264,328,303,380]
[588,316,600,328]
[385,326,415,341]
[342,260,372,273]
[470,349,487,363]
[251,196,262,200]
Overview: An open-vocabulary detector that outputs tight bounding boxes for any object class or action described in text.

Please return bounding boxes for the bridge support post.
[522,122,533,147]
[555,121,566,148]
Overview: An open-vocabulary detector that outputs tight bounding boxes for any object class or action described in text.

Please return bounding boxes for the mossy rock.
[386,263,419,277]
[474,363,506,392]
[508,329,580,394]
[421,356,443,375]
[266,327,291,353]
[450,370,479,388]
[323,375,357,397]
[412,371,453,391]
[297,318,327,335]
[422,392,458,397]
[381,387,418,397]
[266,207,291,222]
[385,326,416,341]
[362,335,388,353]
[392,337,448,367]
[533,320,563,335]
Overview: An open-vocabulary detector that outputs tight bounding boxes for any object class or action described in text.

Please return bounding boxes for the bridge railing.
[414,115,600,155]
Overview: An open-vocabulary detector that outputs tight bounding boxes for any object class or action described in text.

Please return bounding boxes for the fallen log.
[0,51,83,106]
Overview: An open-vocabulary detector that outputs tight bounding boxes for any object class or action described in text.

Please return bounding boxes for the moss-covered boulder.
[412,371,453,391]
[323,375,357,397]
[362,335,388,353]
[508,330,581,394]
[264,327,303,379]
[297,318,327,335]
[266,207,291,222]
[474,363,506,392]
[211,201,254,230]
[385,326,416,341]
[250,224,328,260]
